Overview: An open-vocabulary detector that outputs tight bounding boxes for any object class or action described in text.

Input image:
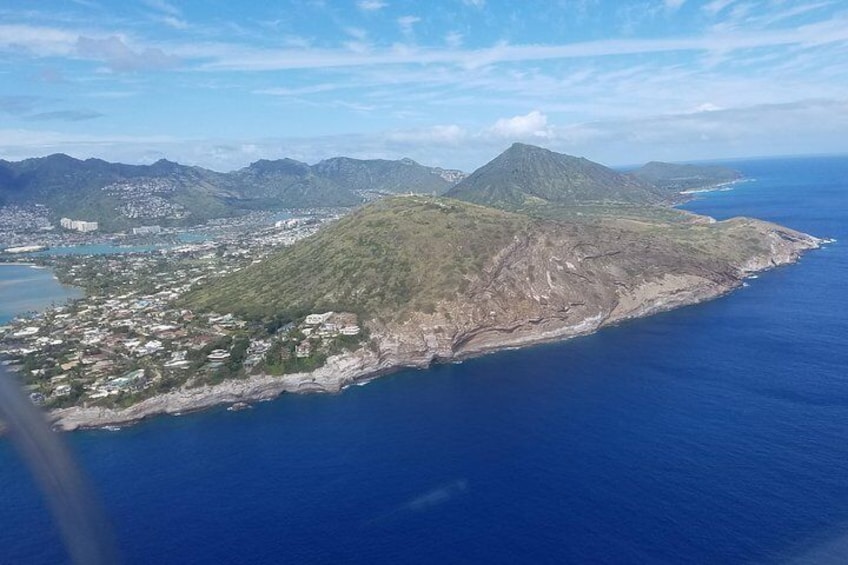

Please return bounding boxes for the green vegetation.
[446,143,667,209]
[183,196,531,319]
[182,191,789,330]
[512,202,695,224]
[0,153,465,229]
[313,156,458,195]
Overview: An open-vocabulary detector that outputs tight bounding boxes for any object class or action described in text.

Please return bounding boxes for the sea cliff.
[49,218,823,431]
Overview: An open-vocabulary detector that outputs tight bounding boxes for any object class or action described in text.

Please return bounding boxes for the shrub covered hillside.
[182,196,531,320]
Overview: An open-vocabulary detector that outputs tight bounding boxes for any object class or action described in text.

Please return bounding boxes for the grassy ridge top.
[183,196,530,319]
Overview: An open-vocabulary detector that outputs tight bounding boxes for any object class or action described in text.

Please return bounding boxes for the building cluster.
[0,283,363,407]
[60,217,99,232]
[132,225,162,235]
[0,210,360,410]
[101,178,188,220]
[274,218,310,229]
[0,205,52,233]
[101,178,177,195]
[118,196,188,220]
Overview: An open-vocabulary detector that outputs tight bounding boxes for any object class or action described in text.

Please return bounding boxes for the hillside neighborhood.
[0,205,363,410]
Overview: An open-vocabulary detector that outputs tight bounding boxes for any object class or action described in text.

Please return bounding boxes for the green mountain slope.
[0,154,237,230]
[0,153,468,229]
[225,158,362,208]
[446,143,666,209]
[312,157,463,195]
[184,196,530,319]
[183,194,819,348]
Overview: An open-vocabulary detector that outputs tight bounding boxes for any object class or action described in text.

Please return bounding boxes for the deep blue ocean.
[0,156,846,564]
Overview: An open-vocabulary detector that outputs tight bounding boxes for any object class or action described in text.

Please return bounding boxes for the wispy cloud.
[253,83,351,96]
[24,109,103,122]
[0,1,845,169]
[76,36,179,71]
[0,95,43,116]
[703,0,737,16]
[0,24,79,57]
[397,15,421,36]
[142,0,180,17]
[445,31,463,48]
[385,124,467,145]
[357,0,387,11]
[142,0,188,29]
[2,98,845,171]
[190,16,848,71]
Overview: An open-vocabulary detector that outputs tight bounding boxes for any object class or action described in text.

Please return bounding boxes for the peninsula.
[0,144,824,431]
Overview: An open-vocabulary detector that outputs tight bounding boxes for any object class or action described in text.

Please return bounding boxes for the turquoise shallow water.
[0,264,81,324]
[0,156,846,564]
[30,243,164,256]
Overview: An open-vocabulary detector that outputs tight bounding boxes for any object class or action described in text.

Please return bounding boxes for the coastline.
[680,178,751,195]
[0,262,84,326]
[48,231,826,432]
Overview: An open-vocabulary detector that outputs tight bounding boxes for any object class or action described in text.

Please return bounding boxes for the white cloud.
[463,0,485,7]
[143,0,188,29]
[3,99,846,171]
[445,31,463,48]
[690,102,723,113]
[398,16,421,35]
[191,15,848,71]
[142,0,181,17]
[703,0,737,16]
[161,15,188,29]
[254,83,348,96]
[489,110,551,139]
[357,0,387,11]
[76,36,179,72]
[0,24,78,57]
[664,0,686,10]
[344,27,368,40]
[386,124,467,145]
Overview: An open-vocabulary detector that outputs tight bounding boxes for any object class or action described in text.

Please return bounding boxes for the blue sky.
[1,0,846,171]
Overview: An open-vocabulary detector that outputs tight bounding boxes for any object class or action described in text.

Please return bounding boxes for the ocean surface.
[0,156,846,564]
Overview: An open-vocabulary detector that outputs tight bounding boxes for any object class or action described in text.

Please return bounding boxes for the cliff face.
[366,216,820,365]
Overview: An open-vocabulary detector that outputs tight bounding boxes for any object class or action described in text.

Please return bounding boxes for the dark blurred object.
[0,366,120,564]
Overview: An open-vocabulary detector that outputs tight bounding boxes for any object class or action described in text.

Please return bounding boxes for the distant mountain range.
[0,144,741,231]
[629,161,743,191]
[0,154,466,231]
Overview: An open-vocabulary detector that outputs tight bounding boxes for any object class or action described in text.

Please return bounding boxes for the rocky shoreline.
[49,227,827,432]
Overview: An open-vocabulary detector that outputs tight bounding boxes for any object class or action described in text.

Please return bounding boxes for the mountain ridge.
[0,144,745,231]
[0,152,467,230]
[446,143,668,209]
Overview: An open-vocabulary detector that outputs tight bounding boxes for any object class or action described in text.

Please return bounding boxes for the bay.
[0,264,82,325]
